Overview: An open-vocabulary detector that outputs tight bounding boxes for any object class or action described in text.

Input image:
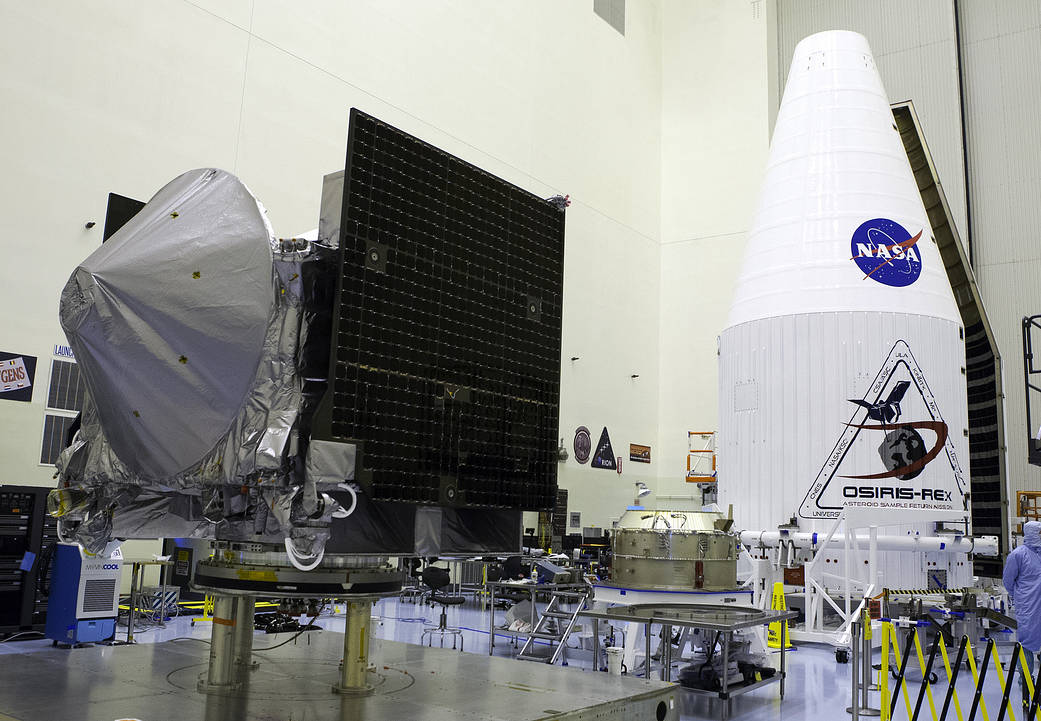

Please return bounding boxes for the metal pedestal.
[846,618,881,717]
[332,600,374,696]
[198,595,253,694]
[232,596,257,672]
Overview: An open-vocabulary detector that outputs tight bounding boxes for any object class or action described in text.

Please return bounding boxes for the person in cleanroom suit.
[1004,520,1041,707]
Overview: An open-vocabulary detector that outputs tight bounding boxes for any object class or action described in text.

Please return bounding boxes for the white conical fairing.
[718,31,970,591]
[728,30,959,327]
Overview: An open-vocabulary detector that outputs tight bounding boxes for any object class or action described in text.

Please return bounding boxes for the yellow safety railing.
[878,619,1040,721]
[182,596,279,626]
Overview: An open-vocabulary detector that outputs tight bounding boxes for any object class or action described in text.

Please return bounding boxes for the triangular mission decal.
[590,426,617,470]
[799,340,966,519]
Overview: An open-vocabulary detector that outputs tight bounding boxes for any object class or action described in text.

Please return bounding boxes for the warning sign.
[767,582,792,649]
[0,352,36,403]
[800,340,966,519]
[590,427,617,470]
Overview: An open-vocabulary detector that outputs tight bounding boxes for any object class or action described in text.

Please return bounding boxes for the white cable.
[332,484,358,519]
[56,518,75,545]
[283,486,357,570]
[284,537,324,571]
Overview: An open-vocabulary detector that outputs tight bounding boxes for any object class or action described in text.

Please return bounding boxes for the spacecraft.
[48,109,567,690]
[718,30,996,603]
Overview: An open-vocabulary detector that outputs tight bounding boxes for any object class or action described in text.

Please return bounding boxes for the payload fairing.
[719,31,979,590]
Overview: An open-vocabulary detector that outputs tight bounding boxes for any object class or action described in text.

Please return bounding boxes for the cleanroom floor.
[0,595,1022,721]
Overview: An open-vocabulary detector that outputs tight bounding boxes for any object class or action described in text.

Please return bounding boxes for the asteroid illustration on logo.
[877,427,927,481]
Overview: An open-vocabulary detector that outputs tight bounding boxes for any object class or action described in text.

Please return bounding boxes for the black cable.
[253,604,326,652]
[381,666,417,695]
[696,631,723,686]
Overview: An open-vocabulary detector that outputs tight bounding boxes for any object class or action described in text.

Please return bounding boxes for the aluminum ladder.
[516,590,586,665]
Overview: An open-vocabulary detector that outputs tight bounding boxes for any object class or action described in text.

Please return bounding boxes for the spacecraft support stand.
[232,595,257,671]
[741,509,998,645]
[198,595,256,694]
[333,600,374,696]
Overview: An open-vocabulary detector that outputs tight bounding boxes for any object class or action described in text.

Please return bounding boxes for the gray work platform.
[0,632,678,721]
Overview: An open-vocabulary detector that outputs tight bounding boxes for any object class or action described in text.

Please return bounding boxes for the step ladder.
[516,590,587,665]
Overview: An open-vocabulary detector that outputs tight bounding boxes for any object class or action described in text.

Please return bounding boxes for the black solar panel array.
[966,321,1003,577]
[314,109,564,510]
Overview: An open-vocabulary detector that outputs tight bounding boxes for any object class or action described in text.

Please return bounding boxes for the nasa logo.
[850,218,923,287]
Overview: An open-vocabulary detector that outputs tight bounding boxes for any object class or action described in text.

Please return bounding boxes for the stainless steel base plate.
[0,633,679,721]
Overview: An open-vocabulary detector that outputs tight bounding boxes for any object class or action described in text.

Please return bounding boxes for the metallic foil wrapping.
[52,168,345,555]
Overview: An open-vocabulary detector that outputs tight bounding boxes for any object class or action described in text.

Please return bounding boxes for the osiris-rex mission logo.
[800,340,966,519]
[850,218,923,287]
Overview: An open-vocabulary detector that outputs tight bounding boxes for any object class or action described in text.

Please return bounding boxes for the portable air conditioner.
[44,542,122,645]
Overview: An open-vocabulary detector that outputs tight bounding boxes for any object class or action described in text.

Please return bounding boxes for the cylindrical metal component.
[862,626,872,708]
[850,621,860,721]
[193,554,400,599]
[861,623,881,715]
[126,562,141,643]
[612,526,739,591]
[663,624,672,682]
[645,622,652,680]
[232,596,256,669]
[739,530,999,556]
[848,615,881,717]
[334,600,373,695]
[200,595,240,692]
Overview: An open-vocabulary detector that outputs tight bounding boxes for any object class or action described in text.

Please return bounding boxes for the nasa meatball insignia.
[850,218,923,287]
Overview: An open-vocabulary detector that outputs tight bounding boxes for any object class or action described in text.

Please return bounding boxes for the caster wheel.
[836,648,850,664]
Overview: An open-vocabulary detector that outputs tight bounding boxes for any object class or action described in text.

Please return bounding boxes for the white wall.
[657,0,773,503]
[959,0,1041,526]
[0,2,663,541]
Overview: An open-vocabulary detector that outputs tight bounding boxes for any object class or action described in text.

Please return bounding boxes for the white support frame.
[741,508,970,646]
[802,511,886,644]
